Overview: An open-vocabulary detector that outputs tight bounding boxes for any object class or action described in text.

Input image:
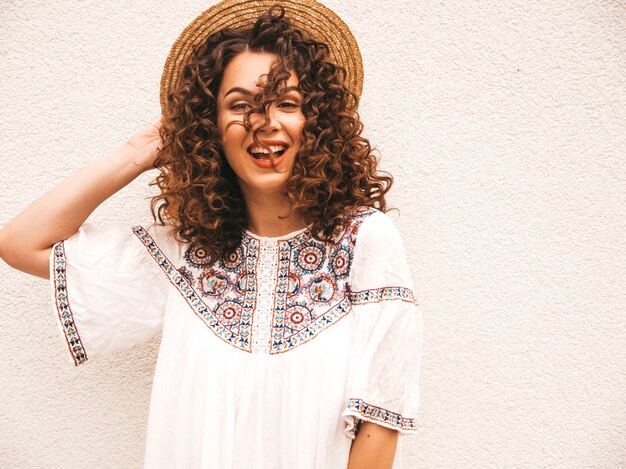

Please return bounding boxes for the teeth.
[249,144,286,154]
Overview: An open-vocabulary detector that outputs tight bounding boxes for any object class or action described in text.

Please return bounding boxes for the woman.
[0,2,422,468]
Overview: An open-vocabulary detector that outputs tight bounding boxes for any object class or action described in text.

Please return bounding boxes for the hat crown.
[160,0,363,117]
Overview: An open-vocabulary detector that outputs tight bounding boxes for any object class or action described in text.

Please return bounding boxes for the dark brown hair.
[150,4,393,262]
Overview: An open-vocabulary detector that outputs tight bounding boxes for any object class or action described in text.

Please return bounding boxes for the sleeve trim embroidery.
[51,241,88,366]
[348,286,417,305]
[345,397,417,433]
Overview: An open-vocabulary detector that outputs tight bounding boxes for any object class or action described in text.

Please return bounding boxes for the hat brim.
[160,0,363,116]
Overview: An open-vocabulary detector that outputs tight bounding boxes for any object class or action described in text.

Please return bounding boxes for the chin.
[237,171,288,193]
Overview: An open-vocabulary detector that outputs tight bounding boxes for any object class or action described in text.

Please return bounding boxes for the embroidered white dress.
[50,206,423,469]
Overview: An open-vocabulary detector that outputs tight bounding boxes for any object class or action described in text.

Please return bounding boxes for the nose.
[250,104,280,133]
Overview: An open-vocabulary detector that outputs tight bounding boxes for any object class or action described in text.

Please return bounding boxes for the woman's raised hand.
[0,118,167,279]
[125,118,164,172]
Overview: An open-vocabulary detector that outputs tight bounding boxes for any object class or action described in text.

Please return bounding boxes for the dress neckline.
[243,224,312,242]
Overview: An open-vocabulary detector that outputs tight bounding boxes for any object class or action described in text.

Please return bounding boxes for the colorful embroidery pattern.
[133,207,415,354]
[345,398,417,432]
[269,207,375,353]
[132,226,258,353]
[52,241,88,366]
[348,286,417,305]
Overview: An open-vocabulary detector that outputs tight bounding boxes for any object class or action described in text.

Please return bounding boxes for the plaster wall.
[1,1,624,467]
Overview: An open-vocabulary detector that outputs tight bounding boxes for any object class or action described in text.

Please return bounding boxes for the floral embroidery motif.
[269,207,375,353]
[285,304,312,330]
[345,398,417,432]
[224,246,244,269]
[187,245,212,266]
[297,245,325,271]
[332,248,349,276]
[309,276,335,302]
[52,241,88,366]
[215,300,243,326]
[132,226,258,352]
[201,271,228,296]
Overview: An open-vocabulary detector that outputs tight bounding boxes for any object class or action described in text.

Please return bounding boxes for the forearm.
[347,421,399,469]
[0,143,145,268]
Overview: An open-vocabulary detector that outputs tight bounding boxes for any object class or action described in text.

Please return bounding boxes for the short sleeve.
[342,211,423,439]
[50,222,172,367]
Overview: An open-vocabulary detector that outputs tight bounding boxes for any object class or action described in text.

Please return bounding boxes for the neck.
[241,187,306,237]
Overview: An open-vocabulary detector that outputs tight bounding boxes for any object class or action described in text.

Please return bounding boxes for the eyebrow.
[224,85,302,98]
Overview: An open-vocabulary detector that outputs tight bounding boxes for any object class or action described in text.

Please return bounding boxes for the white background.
[1,0,625,467]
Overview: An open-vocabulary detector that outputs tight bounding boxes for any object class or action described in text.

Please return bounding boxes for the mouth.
[246,142,289,168]
[246,143,289,161]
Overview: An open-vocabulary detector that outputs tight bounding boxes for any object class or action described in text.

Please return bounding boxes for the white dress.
[50,206,423,469]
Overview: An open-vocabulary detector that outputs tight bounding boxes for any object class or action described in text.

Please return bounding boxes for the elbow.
[0,226,53,279]
[0,224,21,267]
[0,228,21,269]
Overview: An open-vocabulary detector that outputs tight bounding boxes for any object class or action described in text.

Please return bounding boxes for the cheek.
[290,115,306,143]
[217,109,236,141]
[217,113,231,142]
[219,118,246,146]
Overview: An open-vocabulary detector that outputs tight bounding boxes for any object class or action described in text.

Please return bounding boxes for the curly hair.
[150,4,393,262]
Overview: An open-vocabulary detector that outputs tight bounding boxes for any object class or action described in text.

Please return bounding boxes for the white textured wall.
[1,1,624,467]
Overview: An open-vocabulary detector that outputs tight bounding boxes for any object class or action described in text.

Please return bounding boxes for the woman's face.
[216,50,306,196]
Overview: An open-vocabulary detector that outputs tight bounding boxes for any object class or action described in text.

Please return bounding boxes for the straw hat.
[160,0,364,116]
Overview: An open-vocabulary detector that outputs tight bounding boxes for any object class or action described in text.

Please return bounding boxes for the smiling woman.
[216,50,306,192]
[0,1,423,468]
[153,3,394,263]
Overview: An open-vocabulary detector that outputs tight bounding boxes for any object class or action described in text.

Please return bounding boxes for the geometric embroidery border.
[345,397,417,432]
[348,286,417,306]
[51,241,88,366]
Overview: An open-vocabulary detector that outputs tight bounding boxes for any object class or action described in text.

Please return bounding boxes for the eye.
[230,103,251,111]
[278,102,299,109]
